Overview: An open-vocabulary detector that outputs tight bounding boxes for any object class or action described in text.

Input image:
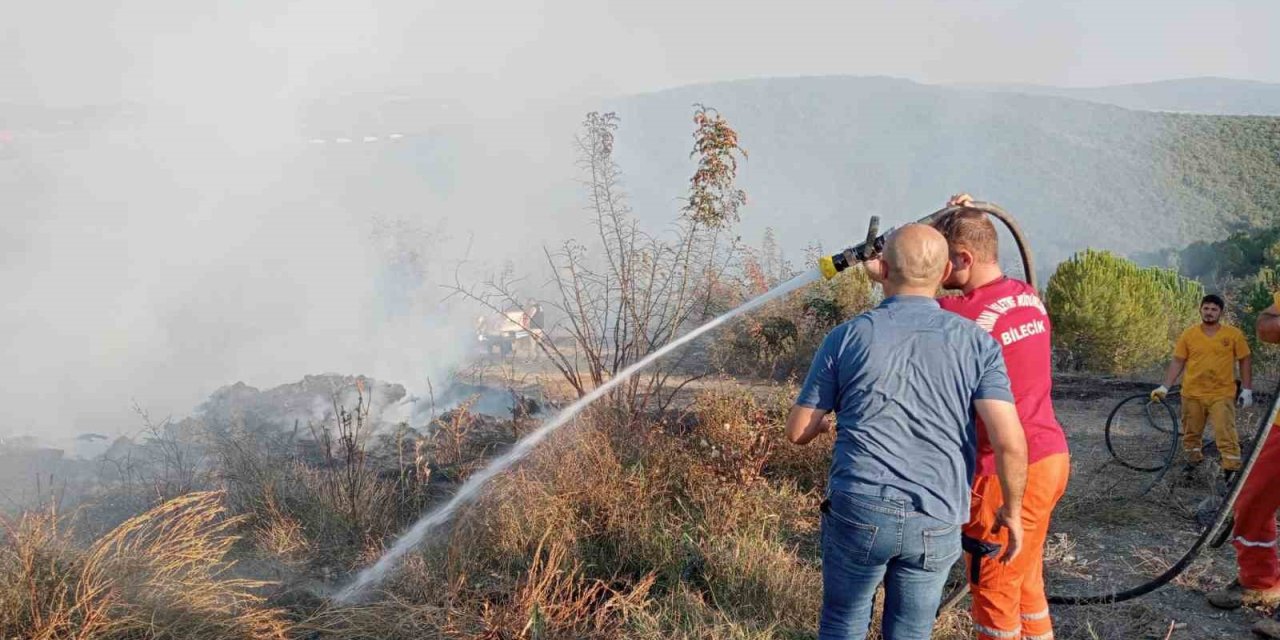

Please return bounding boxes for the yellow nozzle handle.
[818,255,838,280]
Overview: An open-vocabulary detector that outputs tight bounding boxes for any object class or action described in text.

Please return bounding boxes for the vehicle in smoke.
[474,307,539,357]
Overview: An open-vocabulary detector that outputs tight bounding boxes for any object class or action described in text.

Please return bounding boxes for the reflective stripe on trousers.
[973,621,1019,639]
[1233,427,1280,589]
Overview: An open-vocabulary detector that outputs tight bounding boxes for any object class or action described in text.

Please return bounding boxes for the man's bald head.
[882,224,949,289]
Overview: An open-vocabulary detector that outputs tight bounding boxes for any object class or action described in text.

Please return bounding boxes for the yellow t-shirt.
[1175,324,1250,400]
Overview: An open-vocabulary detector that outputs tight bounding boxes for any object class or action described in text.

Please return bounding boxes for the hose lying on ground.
[1042,381,1279,606]
[940,380,1279,611]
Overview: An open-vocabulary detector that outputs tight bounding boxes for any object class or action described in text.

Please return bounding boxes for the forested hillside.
[608,76,1280,266]
[1138,223,1280,362]
[960,77,1280,116]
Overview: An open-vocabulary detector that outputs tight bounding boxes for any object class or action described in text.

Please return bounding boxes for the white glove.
[1151,385,1169,402]
[1240,388,1254,409]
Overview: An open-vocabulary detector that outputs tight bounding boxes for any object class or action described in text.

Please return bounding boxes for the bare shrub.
[451,107,748,420]
[429,397,479,473]
[216,380,432,569]
[308,381,383,538]
[712,238,876,379]
[685,386,782,485]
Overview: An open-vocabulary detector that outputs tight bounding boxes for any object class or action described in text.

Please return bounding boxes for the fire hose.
[819,201,1036,290]
[822,201,1280,609]
[1039,388,1279,606]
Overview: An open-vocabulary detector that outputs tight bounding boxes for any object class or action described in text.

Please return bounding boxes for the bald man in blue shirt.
[787,224,1029,640]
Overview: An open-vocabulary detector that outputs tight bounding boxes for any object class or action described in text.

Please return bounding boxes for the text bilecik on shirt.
[938,277,1069,477]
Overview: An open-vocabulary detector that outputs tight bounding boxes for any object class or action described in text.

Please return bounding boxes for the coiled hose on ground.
[931,202,1280,610]
[1042,386,1279,606]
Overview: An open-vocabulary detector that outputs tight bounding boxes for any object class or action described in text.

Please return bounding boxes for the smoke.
[0,123,475,437]
[4,0,1278,443]
[0,3,514,440]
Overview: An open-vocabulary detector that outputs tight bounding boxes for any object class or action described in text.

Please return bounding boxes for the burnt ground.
[1039,375,1275,639]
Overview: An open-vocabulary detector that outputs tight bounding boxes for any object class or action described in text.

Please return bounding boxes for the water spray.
[333,201,1038,603]
[334,270,822,602]
[334,196,1268,611]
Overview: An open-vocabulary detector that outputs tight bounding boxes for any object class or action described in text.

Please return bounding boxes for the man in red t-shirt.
[886,194,1068,639]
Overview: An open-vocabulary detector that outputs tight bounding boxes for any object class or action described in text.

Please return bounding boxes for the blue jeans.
[819,490,961,640]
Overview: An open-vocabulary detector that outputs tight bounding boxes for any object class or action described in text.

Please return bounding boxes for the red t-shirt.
[938,277,1069,476]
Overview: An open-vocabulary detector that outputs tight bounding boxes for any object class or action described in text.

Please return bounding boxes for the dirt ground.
[1021,375,1275,640]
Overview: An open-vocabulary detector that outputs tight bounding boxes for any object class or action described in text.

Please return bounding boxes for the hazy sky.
[2,0,1278,108]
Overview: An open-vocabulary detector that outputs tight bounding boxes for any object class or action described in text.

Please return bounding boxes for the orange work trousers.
[963,453,1070,640]
[1233,426,1280,590]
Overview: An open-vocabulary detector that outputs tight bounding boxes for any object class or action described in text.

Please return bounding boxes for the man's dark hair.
[1202,294,1225,310]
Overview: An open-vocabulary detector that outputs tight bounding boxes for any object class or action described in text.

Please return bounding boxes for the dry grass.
[3,383,1037,638]
[303,388,842,638]
[1053,601,1169,640]
[0,504,120,639]
[0,491,290,639]
[254,491,312,566]
[293,385,1001,639]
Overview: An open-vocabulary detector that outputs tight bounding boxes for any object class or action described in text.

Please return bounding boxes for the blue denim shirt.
[796,294,1014,524]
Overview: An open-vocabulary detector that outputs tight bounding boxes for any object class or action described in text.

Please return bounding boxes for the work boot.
[1207,580,1280,609]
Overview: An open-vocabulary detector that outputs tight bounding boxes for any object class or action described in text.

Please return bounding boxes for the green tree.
[1045,249,1203,374]
[1237,267,1280,369]
[1136,220,1280,375]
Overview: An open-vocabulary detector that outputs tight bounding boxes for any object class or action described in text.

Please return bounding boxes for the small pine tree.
[1045,249,1203,374]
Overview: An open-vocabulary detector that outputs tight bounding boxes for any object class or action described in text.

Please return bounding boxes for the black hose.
[930,201,1280,609]
[1045,384,1279,605]
[902,201,1037,288]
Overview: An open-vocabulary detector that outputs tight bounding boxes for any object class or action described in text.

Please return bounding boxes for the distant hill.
[8,76,1278,275]
[956,77,1280,116]
[606,76,1280,270]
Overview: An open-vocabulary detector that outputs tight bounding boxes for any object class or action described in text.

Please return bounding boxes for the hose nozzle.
[820,216,882,280]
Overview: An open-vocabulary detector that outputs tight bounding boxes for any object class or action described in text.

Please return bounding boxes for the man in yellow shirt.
[1152,294,1253,483]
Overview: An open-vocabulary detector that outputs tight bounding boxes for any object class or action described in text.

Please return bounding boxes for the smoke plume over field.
[4,1,1280,442]
[0,3,576,440]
